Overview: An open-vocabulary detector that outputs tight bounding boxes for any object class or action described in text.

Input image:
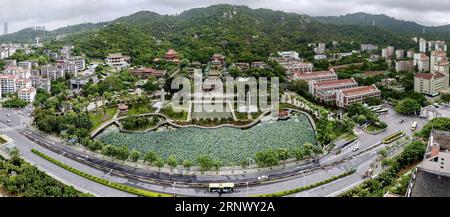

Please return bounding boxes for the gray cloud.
[1,0,450,33]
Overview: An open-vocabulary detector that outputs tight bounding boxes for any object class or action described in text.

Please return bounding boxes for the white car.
[257,176,269,181]
[352,146,359,152]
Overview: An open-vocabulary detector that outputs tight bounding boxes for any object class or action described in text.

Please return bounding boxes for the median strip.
[252,169,356,197]
[31,149,171,197]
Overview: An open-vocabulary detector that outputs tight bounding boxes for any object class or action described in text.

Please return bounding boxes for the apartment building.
[381,46,395,59]
[414,72,447,96]
[0,74,17,98]
[336,85,381,108]
[15,78,32,90]
[395,49,404,59]
[65,56,85,72]
[17,61,32,69]
[31,76,51,93]
[395,60,414,72]
[41,65,65,81]
[417,54,430,72]
[17,87,36,103]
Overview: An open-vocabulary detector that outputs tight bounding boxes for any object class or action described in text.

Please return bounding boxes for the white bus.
[411,121,418,131]
[209,183,235,193]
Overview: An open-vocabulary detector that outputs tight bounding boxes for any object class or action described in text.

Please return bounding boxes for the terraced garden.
[97,114,317,166]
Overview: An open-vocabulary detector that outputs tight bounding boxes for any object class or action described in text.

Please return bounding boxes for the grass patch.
[365,124,386,133]
[89,107,118,130]
[253,169,356,197]
[127,104,156,116]
[31,149,171,197]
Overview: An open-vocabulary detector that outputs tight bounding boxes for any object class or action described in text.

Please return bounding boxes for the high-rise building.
[3,23,8,35]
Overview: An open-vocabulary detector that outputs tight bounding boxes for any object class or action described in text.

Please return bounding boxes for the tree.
[197,155,214,171]
[129,150,140,162]
[167,155,178,168]
[441,94,450,103]
[255,149,279,167]
[182,160,193,170]
[144,151,158,165]
[155,158,165,168]
[395,98,421,115]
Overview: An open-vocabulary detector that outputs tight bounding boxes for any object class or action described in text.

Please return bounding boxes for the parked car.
[399,119,404,123]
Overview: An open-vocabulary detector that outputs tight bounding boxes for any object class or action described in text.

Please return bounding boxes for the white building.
[418,54,430,72]
[381,46,395,59]
[361,44,378,52]
[105,53,130,70]
[41,65,65,81]
[419,38,427,53]
[17,87,36,103]
[407,49,414,59]
[277,51,299,60]
[65,56,85,72]
[17,61,32,69]
[414,72,448,96]
[0,74,17,98]
[395,49,404,59]
[314,54,327,60]
[314,43,326,54]
[395,60,414,72]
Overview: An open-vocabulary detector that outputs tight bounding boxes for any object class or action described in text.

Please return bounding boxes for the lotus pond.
[96,114,317,166]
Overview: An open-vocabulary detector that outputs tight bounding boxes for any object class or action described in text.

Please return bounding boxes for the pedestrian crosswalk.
[324,143,359,162]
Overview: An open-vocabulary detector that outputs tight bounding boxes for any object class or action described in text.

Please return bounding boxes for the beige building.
[336,85,381,108]
[414,72,447,96]
[292,69,337,83]
[309,78,358,102]
[418,54,430,72]
[395,60,414,72]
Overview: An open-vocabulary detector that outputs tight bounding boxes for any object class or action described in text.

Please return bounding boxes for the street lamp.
[61,151,66,164]
[246,182,249,197]
[302,171,305,187]
[173,182,176,197]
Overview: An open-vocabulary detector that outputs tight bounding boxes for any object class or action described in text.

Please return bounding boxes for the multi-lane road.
[0,104,434,197]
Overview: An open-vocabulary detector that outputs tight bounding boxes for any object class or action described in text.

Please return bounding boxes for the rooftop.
[313,78,357,88]
[409,168,450,197]
[341,85,379,96]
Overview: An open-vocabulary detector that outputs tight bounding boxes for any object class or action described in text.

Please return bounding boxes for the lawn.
[365,124,386,133]
[127,103,156,116]
[89,107,118,130]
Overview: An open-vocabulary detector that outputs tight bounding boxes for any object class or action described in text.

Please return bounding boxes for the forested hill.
[62,4,417,65]
[1,4,416,64]
[314,13,424,35]
[0,22,109,44]
[314,12,450,40]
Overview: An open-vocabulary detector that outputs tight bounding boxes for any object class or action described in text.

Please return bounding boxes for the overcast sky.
[1,0,450,34]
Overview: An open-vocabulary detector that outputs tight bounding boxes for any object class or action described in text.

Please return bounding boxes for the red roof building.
[336,85,381,108]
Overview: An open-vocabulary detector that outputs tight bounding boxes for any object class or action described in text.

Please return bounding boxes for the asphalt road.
[0,104,434,197]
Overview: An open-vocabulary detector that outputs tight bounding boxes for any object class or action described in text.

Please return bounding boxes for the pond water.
[96,114,316,166]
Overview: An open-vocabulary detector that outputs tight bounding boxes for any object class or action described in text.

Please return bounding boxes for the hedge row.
[31,149,171,197]
[253,169,356,197]
[382,131,405,144]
